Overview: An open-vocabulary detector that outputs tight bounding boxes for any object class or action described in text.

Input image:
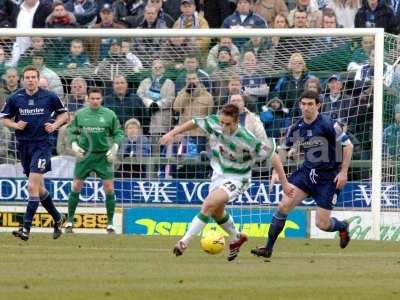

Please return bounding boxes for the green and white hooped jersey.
[193,115,276,178]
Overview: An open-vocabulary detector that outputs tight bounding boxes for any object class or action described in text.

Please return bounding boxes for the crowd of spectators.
[0,0,399,180]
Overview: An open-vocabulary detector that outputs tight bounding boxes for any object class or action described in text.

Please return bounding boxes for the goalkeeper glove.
[71,142,85,159]
[106,143,119,163]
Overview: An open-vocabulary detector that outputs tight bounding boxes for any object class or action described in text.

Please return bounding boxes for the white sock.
[218,214,240,241]
[181,213,209,245]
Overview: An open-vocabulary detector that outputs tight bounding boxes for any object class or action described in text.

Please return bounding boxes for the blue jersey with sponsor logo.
[283,114,351,171]
[0,88,67,142]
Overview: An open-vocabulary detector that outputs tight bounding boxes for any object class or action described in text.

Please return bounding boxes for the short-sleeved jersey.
[68,106,124,153]
[193,114,276,178]
[0,88,67,141]
[282,114,351,171]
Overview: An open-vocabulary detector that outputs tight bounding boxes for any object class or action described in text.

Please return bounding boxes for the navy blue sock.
[326,217,347,232]
[23,197,40,232]
[40,191,61,222]
[266,211,288,252]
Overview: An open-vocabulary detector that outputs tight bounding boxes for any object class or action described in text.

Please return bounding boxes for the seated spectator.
[87,3,126,63]
[57,111,76,157]
[64,77,87,111]
[104,74,147,129]
[222,0,267,47]
[348,35,374,71]
[322,74,355,126]
[206,37,240,72]
[271,13,289,47]
[18,37,51,69]
[174,72,213,178]
[137,59,175,153]
[222,0,267,29]
[113,0,145,28]
[304,76,322,94]
[259,97,290,140]
[241,36,273,66]
[64,0,97,27]
[214,74,245,111]
[0,46,6,78]
[383,103,400,157]
[209,46,238,101]
[239,51,270,112]
[138,4,168,28]
[45,1,77,28]
[287,0,322,28]
[118,117,151,178]
[229,94,268,143]
[354,49,374,92]
[204,0,232,28]
[355,0,399,34]
[31,50,64,98]
[156,36,197,71]
[173,0,210,54]
[147,0,175,27]
[270,52,313,112]
[94,38,132,80]
[175,55,211,94]
[59,39,91,69]
[254,0,289,27]
[326,0,361,28]
[121,39,143,72]
[0,67,20,108]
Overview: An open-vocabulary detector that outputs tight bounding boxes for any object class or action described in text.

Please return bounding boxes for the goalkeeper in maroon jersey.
[65,88,124,234]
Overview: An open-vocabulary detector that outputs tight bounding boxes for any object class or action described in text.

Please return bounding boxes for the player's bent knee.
[202,200,217,215]
[72,180,84,192]
[278,201,291,214]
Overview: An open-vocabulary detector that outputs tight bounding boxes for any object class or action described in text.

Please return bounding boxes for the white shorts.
[209,174,251,201]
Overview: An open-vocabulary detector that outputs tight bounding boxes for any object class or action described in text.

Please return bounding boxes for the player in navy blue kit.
[251,90,353,258]
[0,66,68,241]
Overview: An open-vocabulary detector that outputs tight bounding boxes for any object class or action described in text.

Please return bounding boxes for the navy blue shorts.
[17,140,52,176]
[289,167,340,210]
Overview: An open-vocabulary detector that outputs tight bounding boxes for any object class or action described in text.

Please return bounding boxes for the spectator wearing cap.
[94,38,133,80]
[88,3,126,63]
[113,0,146,28]
[104,74,147,129]
[64,0,97,27]
[206,37,240,72]
[117,117,151,178]
[383,103,400,158]
[64,77,87,112]
[322,74,355,125]
[173,0,210,54]
[9,0,52,66]
[31,50,64,98]
[254,0,288,27]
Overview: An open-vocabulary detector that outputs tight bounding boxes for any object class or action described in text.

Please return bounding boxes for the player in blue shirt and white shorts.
[0,66,68,241]
[251,90,353,258]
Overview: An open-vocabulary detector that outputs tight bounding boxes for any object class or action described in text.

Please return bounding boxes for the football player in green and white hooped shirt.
[66,88,124,234]
[160,104,294,261]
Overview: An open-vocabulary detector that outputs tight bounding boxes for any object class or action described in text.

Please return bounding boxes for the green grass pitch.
[0,233,399,300]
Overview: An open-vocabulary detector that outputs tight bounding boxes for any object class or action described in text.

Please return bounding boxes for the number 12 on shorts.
[38,159,47,170]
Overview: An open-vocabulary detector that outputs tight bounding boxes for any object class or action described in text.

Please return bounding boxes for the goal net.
[0,28,395,240]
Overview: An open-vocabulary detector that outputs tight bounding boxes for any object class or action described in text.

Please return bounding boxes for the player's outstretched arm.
[159,120,198,145]
[334,142,353,189]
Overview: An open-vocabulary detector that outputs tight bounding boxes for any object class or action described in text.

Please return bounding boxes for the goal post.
[0,27,391,240]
